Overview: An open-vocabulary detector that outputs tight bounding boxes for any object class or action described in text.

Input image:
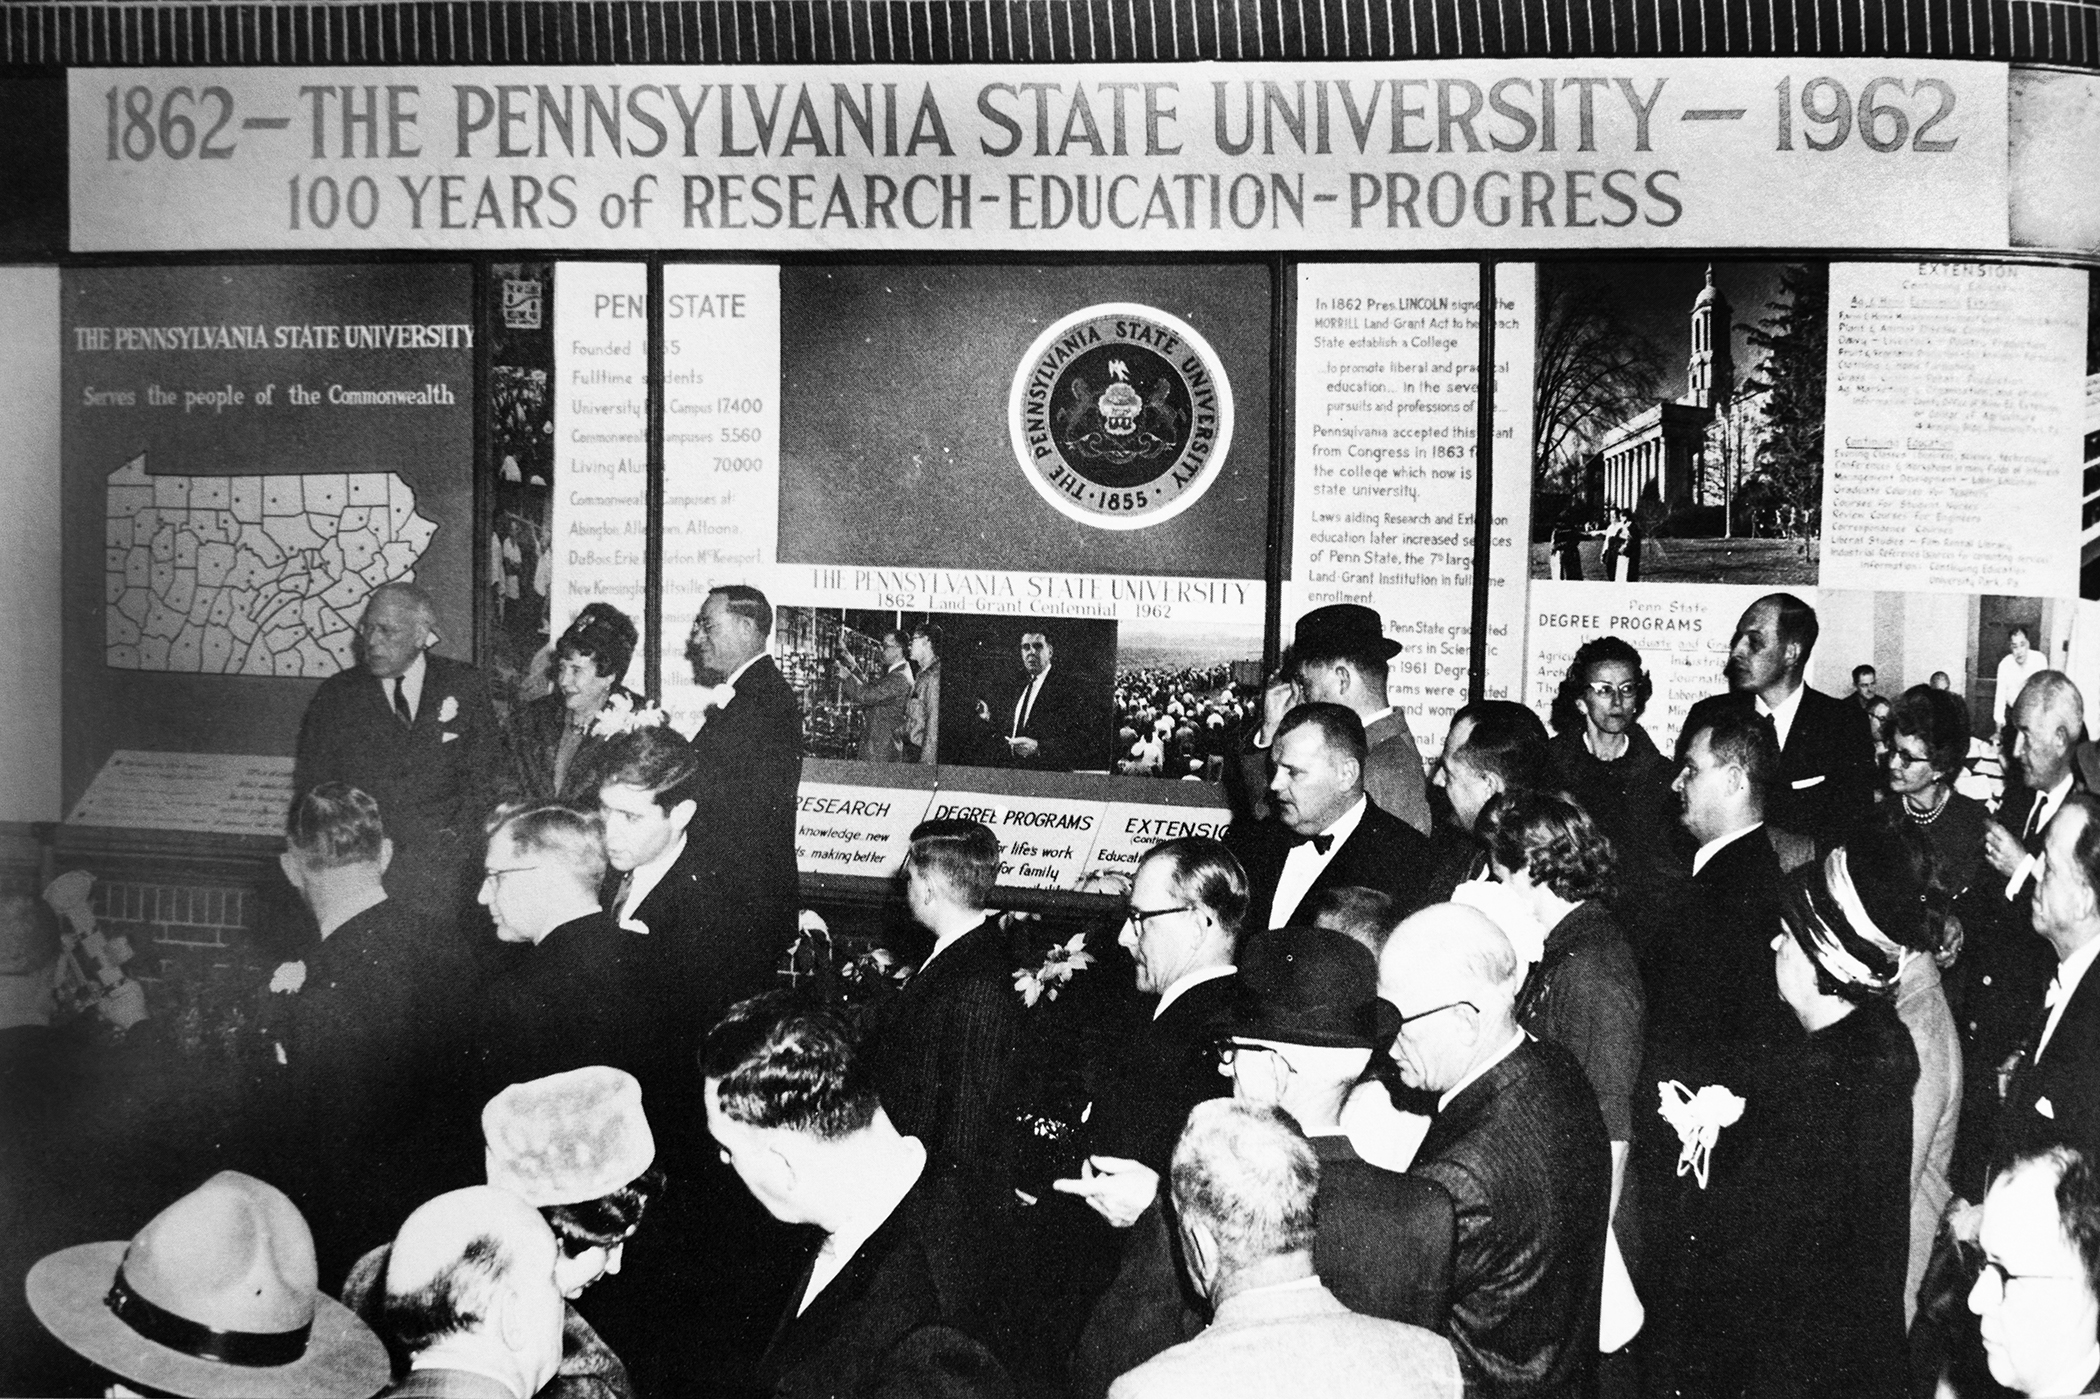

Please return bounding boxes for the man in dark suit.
[293,582,508,915]
[265,782,480,1285]
[1954,671,2088,1197]
[1380,904,1611,1399]
[976,629,1095,771]
[702,994,1017,1399]
[1652,705,1798,1066]
[1992,792,2100,1175]
[684,585,803,970]
[471,803,661,1101]
[864,819,1021,1177]
[1227,703,1432,932]
[590,728,798,1399]
[1426,701,1557,905]
[1678,592,1875,851]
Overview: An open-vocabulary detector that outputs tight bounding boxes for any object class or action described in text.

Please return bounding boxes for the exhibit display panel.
[31,56,2097,889]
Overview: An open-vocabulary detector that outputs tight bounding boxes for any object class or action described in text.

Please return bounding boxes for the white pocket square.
[441,732,460,743]
[2038,1096,2057,1119]
[1790,775,1825,790]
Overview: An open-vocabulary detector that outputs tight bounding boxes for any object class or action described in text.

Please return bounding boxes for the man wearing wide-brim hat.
[27,1170,390,1398]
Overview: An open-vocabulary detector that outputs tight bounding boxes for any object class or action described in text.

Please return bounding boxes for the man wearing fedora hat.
[1230,605,1431,837]
[1071,926,1458,1397]
[27,1170,391,1399]
[378,1187,569,1399]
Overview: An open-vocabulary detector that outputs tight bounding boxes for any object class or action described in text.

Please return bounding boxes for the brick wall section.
[90,879,268,973]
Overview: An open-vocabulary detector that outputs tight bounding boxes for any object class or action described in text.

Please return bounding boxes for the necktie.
[391,677,413,726]
[1757,709,1780,752]
[2026,798,2046,844]
[1014,677,1039,737]
[611,871,634,918]
[1292,831,1336,855]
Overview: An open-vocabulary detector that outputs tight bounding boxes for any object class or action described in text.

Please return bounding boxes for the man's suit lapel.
[762,1204,909,1378]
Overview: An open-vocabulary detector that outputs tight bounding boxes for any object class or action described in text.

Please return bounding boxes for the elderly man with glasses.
[1379,903,1611,1399]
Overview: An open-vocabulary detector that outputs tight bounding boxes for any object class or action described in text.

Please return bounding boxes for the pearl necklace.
[1903,788,1951,826]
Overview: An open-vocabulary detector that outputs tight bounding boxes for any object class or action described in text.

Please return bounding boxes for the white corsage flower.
[269,960,308,994]
[437,695,459,723]
[1657,1080,1746,1189]
[1014,933,1095,1008]
[590,690,671,738]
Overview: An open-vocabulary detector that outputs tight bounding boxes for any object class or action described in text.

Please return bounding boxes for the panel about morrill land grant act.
[1292,263,1533,759]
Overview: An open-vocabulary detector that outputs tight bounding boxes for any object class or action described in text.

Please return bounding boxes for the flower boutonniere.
[269,960,308,995]
[590,690,671,739]
[437,695,459,724]
[1657,1080,1746,1189]
[1014,933,1095,1008]
[701,683,737,712]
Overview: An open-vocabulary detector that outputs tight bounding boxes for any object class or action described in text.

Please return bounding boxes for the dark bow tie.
[1291,831,1336,855]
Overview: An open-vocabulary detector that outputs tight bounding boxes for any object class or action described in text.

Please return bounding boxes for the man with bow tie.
[293,582,505,918]
[1226,703,1431,934]
[682,584,804,984]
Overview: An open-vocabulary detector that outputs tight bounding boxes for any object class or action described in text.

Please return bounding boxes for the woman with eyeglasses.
[1885,685,1989,900]
[1547,636,1683,966]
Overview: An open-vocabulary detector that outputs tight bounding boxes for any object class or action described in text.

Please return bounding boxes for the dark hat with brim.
[1292,604,1402,663]
[1225,925,1403,1048]
[27,1172,389,1399]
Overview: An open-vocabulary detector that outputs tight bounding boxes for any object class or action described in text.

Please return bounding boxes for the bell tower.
[1686,265,1733,410]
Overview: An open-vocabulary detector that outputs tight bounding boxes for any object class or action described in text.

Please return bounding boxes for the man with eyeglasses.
[471,802,662,1105]
[1379,904,1610,1399]
[1968,1144,2100,1397]
[1057,838,1245,1212]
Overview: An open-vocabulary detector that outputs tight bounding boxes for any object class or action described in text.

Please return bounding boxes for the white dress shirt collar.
[381,651,429,719]
[1268,795,1368,928]
[1755,682,1805,751]
[1154,963,1235,1020]
[1691,821,1764,878]
[800,1139,925,1314]
[616,832,688,928]
[1438,1029,1529,1113]
[1360,705,1395,730]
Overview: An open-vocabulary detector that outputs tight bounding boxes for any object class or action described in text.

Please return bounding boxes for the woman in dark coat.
[1546,635,1686,968]
[1647,843,1920,1399]
[509,604,643,802]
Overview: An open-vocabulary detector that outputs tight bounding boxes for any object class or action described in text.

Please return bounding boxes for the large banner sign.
[71,60,2008,253]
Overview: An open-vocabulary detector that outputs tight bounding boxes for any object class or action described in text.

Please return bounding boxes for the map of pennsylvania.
[105,453,438,677]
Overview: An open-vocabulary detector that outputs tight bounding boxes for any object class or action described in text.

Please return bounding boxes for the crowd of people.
[12,584,2100,1399]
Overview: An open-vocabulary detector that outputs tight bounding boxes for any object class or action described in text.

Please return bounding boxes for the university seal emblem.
[1008,304,1233,531]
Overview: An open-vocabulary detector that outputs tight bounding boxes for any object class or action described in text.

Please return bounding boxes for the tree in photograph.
[1743,264,1828,546]
[1532,273,1665,493]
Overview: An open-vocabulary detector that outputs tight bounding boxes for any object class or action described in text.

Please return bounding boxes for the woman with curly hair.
[509,603,644,802]
[1480,791,1646,1228]
[1884,684,1990,898]
[1546,635,1683,963]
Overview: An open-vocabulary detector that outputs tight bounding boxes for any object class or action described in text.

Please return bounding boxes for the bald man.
[1381,906,1610,1399]
[294,582,508,912]
[379,1186,567,1399]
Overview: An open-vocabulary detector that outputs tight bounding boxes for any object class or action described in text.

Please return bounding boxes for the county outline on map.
[104,452,438,677]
